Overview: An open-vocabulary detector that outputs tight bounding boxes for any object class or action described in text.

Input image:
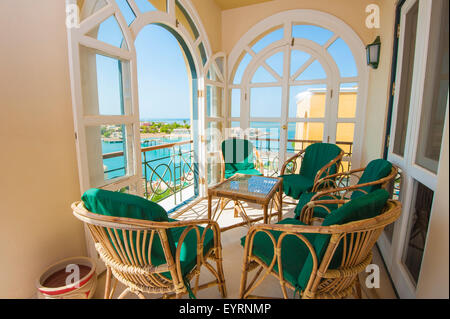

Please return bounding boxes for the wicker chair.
[239,190,401,299]
[279,143,344,202]
[297,159,398,223]
[220,138,264,182]
[71,198,227,299]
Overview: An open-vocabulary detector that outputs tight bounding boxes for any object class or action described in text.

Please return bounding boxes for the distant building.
[294,86,357,146]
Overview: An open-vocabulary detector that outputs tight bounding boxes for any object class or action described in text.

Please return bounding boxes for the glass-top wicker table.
[207,174,283,232]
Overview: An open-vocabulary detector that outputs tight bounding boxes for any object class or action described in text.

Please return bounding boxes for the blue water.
[103,119,192,182]
[103,119,298,182]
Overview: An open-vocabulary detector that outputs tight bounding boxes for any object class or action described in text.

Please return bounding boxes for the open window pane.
[292,24,334,46]
[233,53,252,84]
[79,0,107,22]
[415,0,449,173]
[206,85,223,118]
[289,84,327,118]
[176,0,199,40]
[327,38,358,78]
[338,83,358,118]
[251,27,284,54]
[80,46,131,116]
[393,2,419,157]
[206,121,223,185]
[86,124,132,187]
[87,15,128,49]
[250,87,282,118]
[114,0,136,26]
[231,89,240,118]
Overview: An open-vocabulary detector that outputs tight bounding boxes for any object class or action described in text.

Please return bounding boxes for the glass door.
[235,23,362,176]
[203,53,227,186]
[380,0,449,298]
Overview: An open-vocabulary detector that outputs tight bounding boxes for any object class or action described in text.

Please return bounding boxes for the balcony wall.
[0,0,86,298]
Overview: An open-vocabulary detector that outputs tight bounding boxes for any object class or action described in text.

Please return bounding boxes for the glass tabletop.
[213,174,280,199]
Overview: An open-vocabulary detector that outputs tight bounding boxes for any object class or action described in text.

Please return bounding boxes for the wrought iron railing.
[250,137,353,176]
[103,140,195,206]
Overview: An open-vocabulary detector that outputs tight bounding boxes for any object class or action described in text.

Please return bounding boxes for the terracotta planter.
[36,256,97,299]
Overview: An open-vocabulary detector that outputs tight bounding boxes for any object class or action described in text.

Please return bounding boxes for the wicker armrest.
[299,198,348,224]
[280,150,305,175]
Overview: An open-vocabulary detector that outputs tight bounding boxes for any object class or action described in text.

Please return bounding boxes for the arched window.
[228,10,368,175]
[67,0,216,267]
[67,0,214,200]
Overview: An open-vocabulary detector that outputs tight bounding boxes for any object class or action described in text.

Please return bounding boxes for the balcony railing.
[250,137,353,176]
[103,140,195,207]
[102,137,353,205]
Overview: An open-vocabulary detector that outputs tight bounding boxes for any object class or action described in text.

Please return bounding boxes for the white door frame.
[227,9,368,171]
[379,0,449,298]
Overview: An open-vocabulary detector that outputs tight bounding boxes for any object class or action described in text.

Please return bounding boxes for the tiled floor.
[93,197,397,299]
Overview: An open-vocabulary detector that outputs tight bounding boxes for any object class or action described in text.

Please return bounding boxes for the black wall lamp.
[366,36,381,69]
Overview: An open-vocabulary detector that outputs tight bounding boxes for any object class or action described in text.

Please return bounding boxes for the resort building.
[0,0,448,300]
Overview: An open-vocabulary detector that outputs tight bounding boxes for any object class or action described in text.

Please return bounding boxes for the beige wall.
[191,0,222,53]
[0,0,86,298]
[360,0,396,165]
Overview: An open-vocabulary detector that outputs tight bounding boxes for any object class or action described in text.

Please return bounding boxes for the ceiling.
[214,0,274,10]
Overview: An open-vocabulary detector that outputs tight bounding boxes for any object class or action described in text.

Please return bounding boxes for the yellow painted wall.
[0,0,86,298]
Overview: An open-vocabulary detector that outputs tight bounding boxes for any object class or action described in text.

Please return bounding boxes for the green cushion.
[82,188,169,222]
[241,190,390,293]
[294,192,339,219]
[300,143,342,181]
[279,174,315,199]
[351,159,393,199]
[240,218,316,288]
[81,188,214,279]
[224,168,262,179]
[296,189,390,290]
[279,143,342,199]
[221,139,256,176]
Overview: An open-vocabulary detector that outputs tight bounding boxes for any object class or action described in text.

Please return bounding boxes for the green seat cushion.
[241,190,390,293]
[296,189,390,290]
[224,168,262,179]
[351,159,393,199]
[240,218,316,288]
[300,143,342,181]
[279,174,315,199]
[222,139,256,176]
[294,192,339,219]
[81,188,214,279]
[160,225,215,279]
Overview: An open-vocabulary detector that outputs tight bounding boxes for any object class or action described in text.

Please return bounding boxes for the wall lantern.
[366,36,381,69]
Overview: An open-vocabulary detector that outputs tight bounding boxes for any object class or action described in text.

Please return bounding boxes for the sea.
[102,119,298,182]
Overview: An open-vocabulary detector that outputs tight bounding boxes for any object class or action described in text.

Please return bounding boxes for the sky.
[94,1,358,121]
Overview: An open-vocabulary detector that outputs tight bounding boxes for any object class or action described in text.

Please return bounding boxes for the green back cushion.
[300,143,342,181]
[81,188,172,265]
[82,188,169,222]
[351,159,392,199]
[81,189,214,279]
[296,189,390,290]
[221,138,255,174]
